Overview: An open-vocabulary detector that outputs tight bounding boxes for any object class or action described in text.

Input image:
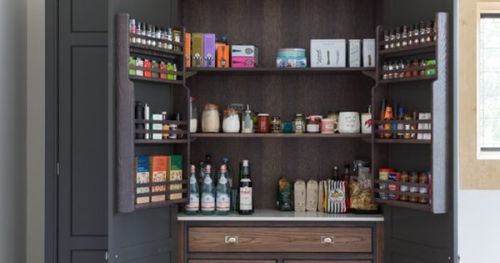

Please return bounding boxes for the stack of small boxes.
[186,32,258,68]
[135,155,184,205]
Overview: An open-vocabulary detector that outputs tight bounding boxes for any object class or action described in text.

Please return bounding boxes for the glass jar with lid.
[257,113,270,133]
[202,104,220,133]
[306,115,322,133]
[293,114,306,134]
[222,108,240,133]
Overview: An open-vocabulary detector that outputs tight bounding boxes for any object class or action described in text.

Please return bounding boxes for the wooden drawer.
[285,261,371,263]
[188,227,372,253]
[189,261,275,263]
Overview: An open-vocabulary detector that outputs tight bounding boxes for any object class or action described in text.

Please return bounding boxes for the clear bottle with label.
[216,164,231,215]
[241,104,254,133]
[201,164,215,215]
[185,164,200,215]
[238,160,253,215]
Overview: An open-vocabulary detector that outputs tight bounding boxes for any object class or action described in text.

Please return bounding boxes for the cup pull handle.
[224,235,239,244]
[321,236,335,244]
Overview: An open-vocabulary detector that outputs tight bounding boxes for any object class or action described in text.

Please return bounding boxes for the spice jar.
[201,104,220,133]
[409,172,419,203]
[384,30,390,50]
[401,25,408,47]
[293,113,306,134]
[389,29,396,49]
[400,171,410,201]
[270,116,282,133]
[395,27,401,48]
[419,21,426,43]
[306,115,322,133]
[257,113,271,133]
[418,172,430,204]
[222,108,240,133]
[408,24,414,46]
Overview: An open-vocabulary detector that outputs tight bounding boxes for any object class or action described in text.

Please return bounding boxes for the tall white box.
[349,39,361,68]
[363,39,376,68]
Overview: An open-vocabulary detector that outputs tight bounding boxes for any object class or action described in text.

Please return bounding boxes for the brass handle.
[321,236,335,244]
[224,235,239,244]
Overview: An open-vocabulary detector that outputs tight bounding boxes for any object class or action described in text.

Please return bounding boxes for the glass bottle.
[413,23,420,45]
[201,164,215,215]
[293,113,306,134]
[383,30,390,50]
[419,21,426,44]
[238,160,253,215]
[241,104,254,133]
[185,164,200,215]
[389,29,396,49]
[343,164,351,211]
[395,27,401,48]
[401,25,408,47]
[383,104,393,139]
[216,164,231,215]
[408,24,414,46]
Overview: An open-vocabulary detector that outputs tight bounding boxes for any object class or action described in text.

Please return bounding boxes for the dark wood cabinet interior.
[42,0,456,263]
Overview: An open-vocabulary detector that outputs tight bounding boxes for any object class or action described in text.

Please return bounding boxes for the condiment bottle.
[413,23,420,45]
[409,172,419,202]
[408,24,414,45]
[395,27,401,48]
[143,59,152,78]
[241,104,254,133]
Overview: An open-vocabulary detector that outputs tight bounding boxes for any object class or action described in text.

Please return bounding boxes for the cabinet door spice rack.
[371,12,449,214]
[116,13,191,213]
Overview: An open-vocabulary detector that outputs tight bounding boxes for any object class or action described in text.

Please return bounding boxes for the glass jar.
[271,116,282,133]
[293,113,306,134]
[389,29,396,49]
[400,171,410,201]
[384,30,390,50]
[401,25,408,47]
[306,115,322,133]
[395,27,401,48]
[201,104,220,133]
[257,113,270,133]
[409,172,419,203]
[408,24,414,46]
[419,21,426,43]
[222,108,240,133]
[190,97,198,133]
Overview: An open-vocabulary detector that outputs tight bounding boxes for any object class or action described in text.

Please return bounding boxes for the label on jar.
[306,124,320,133]
[201,193,215,211]
[239,186,253,210]
[186,194,200,211]
[216,193,230,211]
[410,186,419,193]
[419,187,428,194]
[400,184,409,192]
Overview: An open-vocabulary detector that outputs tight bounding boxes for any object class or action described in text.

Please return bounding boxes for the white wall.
[0,0,27,262]
[26,0,45,261]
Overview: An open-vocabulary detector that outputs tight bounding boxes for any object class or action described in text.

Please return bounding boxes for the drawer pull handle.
[224,236,239,244]
[321,236,335,244]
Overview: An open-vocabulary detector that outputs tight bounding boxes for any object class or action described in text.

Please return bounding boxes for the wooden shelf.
[378,42,436,57]
[186,67,376,78]
[378,75,436,84]
[191,133,371,139]
[374,139,431,144]
[129,75,183,85]
[374,198,431,212]
[130,44,183,59]
[135,198,188,210]
[135,139,189,144]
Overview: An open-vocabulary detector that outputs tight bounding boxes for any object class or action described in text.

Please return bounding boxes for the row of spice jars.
[134,102,184,140]
[381,59,436,80]
[129,57,179,80]
[378,168,431,204]
[129,18,182,51]
[383,20,436,50]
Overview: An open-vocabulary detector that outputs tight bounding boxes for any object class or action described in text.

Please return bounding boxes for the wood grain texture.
[188,227,372,253]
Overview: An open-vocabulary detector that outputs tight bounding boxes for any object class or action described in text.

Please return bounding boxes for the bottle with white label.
[216,164,231,215]
[238,160,253,215]
[185,164,199,215]
[201,164,215,215]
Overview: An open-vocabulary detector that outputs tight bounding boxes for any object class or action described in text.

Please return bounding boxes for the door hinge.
[56,162,60,176]
[105,251,109,261]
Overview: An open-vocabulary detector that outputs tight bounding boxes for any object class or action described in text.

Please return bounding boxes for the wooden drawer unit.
[189,261,275,263]
[188,227,372,253]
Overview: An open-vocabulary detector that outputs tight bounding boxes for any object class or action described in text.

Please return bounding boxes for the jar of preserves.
[201,104,220,133]
[257,113,270,133]
[306,115,322,133]
[293,114,306,134]
[222,108,240,133]
[270,116,282,133]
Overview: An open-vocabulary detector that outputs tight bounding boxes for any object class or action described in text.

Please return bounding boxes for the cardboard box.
[152,114,163,140]
[150,156,168,202]
[231,56,256,68]
[135,156,150,204]
[231,45,258,66]
[362,39,376,68]
[185,33,191,68]
[169,155,183,200]
[216,43,230,68]
[191,33,204,67]
[310,39,346,68]
[203,33,216,67]
[349,39,361,68]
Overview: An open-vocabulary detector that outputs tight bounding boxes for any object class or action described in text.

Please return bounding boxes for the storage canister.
[202,104,220,133]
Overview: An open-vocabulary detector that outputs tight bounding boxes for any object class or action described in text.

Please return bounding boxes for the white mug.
[338,112,361,134]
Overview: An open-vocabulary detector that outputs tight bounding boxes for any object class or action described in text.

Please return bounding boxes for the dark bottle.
[185,164,200,215]
[238,160,253,215]
[343,164,351,211]
[216,164,231,215]
[333,166,340,180]
[201,164,215,215]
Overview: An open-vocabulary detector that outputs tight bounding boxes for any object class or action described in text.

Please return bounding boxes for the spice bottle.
[395,27,401,48]
[384,30,390,50]
[400,171,410,201]
[389,29,396,49]
[419,21,426,44]
[409,172,419,202]
[413,23,420,45]
[383,104,393,139]
[401,25,408,47]
[408,24,414,46]
[162,112,170,140]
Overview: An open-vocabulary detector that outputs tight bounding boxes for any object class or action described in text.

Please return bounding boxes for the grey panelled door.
[107,1,181,263]
[57,0,109,262]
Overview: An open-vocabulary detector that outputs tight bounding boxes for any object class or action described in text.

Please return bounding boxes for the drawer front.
[188,227,372,253]
[189,261,276,263]
[285,261,372,263]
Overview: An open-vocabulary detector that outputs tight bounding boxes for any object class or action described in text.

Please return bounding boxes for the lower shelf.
[135,198,188,210]
[178,209,384,222]
[374,198,431,212]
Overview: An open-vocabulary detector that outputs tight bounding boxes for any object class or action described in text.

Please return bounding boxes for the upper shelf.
[186,67,376,80]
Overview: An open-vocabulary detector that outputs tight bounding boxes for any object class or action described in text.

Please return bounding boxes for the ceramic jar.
[338,112,361,134]
[202,104,220,133]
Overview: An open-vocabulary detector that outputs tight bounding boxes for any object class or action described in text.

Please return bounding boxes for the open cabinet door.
[108,1,182,262]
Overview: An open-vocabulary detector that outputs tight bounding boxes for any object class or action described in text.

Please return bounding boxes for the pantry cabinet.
[46,0,454,262]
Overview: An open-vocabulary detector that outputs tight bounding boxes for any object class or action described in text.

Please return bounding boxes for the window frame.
[477,3,500,160]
